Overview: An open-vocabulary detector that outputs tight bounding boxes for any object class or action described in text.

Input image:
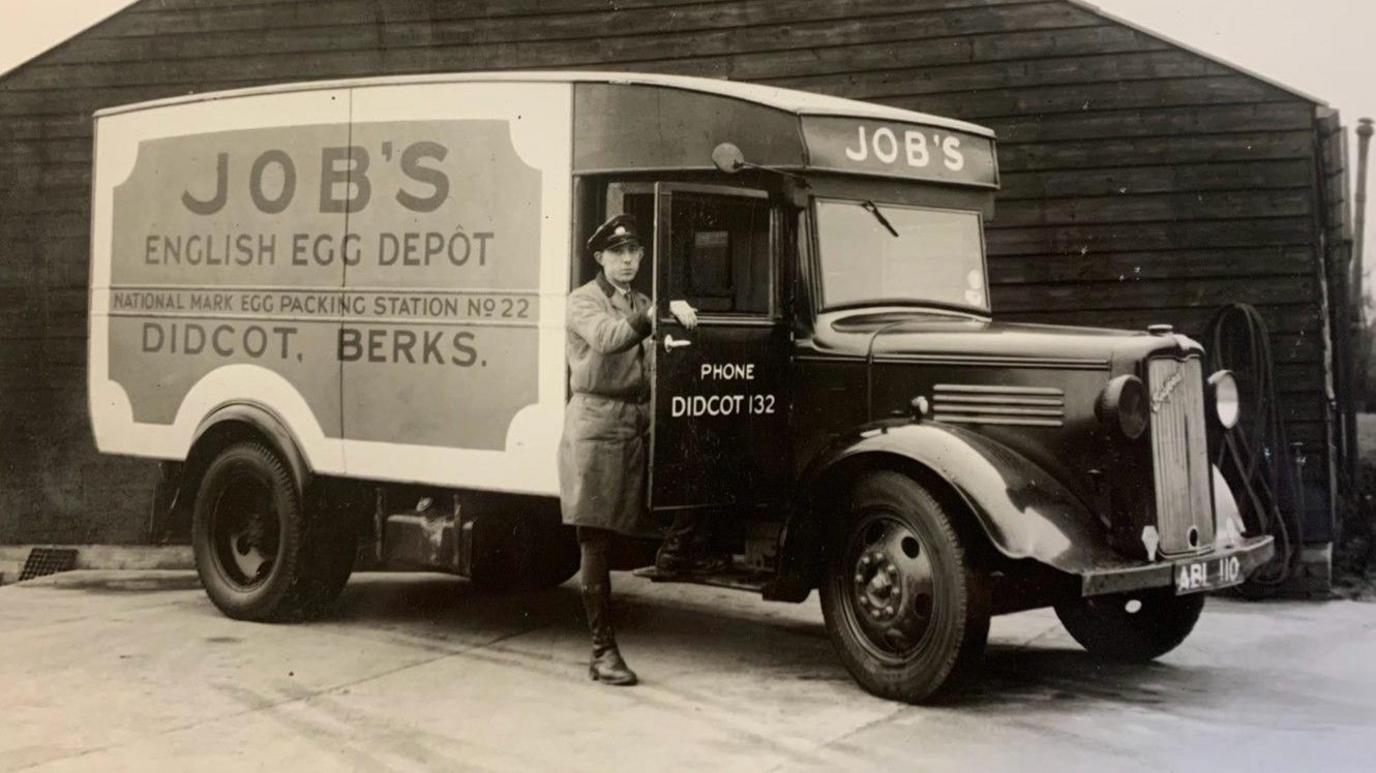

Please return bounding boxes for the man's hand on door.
[669,300,699,330]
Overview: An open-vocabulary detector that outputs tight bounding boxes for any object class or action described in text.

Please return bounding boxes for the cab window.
[602,183,773,317]
[666,191,771,317]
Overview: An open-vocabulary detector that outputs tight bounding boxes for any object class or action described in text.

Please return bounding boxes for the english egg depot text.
[142,228,495,268]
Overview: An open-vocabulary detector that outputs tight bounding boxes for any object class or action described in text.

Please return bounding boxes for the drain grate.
[18,547,79,581]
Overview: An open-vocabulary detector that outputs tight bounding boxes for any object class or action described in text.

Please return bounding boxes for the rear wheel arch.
[163,405,314,541]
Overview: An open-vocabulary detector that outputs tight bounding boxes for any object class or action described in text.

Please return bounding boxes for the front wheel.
[1055,588,1204,662]
[820,471,991,703]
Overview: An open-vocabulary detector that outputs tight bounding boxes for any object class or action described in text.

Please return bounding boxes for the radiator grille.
[1147,358,1215,555]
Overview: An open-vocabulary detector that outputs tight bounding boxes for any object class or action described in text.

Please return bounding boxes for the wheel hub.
[226,510,272,581]
[854,551,903,621]
[843,512,937,659]
[210,474,278,589]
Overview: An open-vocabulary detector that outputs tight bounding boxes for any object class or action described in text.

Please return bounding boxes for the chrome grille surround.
[1147,357,1215,556]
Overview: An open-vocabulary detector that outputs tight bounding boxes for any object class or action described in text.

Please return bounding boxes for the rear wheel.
[192,441,352,621]
[1055,589,1204,661]
[294,513,357,619]
[820,471,990,703]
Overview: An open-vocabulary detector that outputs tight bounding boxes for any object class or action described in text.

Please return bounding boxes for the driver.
[558,213,699,686]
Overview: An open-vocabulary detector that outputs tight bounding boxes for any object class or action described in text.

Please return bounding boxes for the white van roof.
[92,70,995,138]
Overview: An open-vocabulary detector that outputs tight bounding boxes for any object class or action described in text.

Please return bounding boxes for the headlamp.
[1096,375,1148,439]
[1207,370,1240,430]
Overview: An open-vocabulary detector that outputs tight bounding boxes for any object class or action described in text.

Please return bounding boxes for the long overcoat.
[556,272,660,537]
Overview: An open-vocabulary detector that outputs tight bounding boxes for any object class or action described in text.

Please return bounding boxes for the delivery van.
[90,72,1273,702]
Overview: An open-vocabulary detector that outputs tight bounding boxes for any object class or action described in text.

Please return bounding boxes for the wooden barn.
[0,0,1355,589]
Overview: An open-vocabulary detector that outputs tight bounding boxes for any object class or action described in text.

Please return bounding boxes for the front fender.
[804,423,1123,576]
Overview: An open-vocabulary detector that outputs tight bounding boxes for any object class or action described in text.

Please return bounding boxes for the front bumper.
[1080,535,1275,597]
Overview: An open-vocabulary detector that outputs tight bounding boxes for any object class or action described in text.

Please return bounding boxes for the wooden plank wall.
[0,0,1337,543]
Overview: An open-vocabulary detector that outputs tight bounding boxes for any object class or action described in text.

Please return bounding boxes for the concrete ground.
[2,571,1373,772]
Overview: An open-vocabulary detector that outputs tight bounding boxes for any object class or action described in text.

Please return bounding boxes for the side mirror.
[711,142,746,174]
[711,141,809,192]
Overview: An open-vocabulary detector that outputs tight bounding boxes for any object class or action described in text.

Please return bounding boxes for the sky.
[2,0,1375,291]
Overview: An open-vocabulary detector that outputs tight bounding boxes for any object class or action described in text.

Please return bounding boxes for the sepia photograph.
[1,1,1373,770]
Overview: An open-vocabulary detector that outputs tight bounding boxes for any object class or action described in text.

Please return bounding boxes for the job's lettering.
[249,149,296,214]
[843,125,966,172]
[180,140,452,217]
[396,141,449,212]
[320,145,370,214]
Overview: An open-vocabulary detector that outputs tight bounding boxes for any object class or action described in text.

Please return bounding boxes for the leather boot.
[654,512,695,575]
[579,530,637,686]
[582,580,637,686]
[655,510,730,577]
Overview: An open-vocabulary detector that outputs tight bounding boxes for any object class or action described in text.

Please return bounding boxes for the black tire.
[293,515,357,618]
[191,441,352,621]
[1055,589,1204,662]
[819,471,991,704]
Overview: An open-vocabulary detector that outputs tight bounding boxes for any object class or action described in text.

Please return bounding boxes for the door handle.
[663,334,692,352]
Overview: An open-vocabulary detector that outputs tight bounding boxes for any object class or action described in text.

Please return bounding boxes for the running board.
[632,563,772,593]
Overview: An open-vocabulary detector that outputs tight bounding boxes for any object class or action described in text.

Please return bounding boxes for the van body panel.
[91,81,574,494]
[91,86,353,475]
[336,82,573,494]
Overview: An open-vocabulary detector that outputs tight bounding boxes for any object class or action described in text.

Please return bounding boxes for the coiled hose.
[1204,302,1303,589]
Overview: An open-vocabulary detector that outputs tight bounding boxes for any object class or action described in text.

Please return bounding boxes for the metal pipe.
[1354,118,1374,537]
[1354,118,1373,322]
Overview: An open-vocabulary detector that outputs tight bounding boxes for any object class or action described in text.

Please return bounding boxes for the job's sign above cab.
[801,115,999,187]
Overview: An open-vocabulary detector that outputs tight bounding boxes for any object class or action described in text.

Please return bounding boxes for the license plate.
[1175,554,1244,595]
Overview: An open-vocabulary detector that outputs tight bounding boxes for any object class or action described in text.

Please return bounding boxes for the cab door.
[650,183,790,510]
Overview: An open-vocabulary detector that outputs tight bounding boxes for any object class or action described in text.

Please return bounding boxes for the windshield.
[815,198,988,312]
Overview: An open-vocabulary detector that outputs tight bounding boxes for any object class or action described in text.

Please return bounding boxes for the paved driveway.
[2,571,1372,771]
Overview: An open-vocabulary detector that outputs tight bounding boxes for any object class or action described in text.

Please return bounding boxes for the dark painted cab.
[567,74,1273,702]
